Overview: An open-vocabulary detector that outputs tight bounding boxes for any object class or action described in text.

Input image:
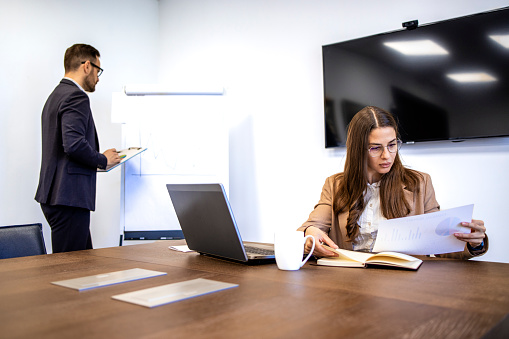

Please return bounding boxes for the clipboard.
[98,147,147,172]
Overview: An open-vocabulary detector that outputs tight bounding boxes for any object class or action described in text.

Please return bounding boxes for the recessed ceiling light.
[446,72,497,83]
[383,40,449,55]
[489,34,509,48]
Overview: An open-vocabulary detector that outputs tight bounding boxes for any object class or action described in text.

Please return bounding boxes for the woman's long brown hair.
[333,106,423,240]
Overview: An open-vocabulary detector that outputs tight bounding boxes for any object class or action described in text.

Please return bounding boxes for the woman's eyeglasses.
[367,139,402,157]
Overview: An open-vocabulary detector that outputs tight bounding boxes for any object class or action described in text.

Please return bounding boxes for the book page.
[317,257,365,267]
[365,257,422,270]
[334,248,373,263]
[322,245,372,263]
[371,252,421,262]
[366,253,422,267]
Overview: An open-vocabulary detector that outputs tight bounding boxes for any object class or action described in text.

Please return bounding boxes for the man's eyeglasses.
[367,139,402,157]
[82,61,103,77]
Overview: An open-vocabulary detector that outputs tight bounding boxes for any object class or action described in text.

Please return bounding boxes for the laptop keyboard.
[244,246,274,256]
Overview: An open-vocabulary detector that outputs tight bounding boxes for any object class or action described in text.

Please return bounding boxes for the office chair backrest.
[0,223,47,259]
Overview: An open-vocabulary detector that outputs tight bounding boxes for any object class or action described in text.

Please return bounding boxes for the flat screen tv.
[323,7,509,147]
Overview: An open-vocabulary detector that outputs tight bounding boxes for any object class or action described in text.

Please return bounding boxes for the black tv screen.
[323,7,509,147]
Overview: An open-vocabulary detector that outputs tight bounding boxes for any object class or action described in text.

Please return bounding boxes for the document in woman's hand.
[372,204,474,255]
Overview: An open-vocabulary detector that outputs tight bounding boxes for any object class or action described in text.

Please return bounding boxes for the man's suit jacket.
[35,79,107,211]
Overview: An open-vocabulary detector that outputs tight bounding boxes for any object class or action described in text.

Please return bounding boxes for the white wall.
[0,0,159,250]
[157,0,509,263]
[1,0,507,263]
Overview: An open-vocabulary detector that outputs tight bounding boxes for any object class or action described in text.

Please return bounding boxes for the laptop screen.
[166,184,248,262]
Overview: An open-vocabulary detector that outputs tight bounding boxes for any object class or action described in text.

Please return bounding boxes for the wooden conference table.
[1,240,508,339]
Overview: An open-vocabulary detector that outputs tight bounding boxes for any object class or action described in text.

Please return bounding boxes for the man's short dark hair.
[64,44,100,73]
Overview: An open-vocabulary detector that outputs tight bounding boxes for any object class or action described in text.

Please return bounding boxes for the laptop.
[166,183,275,264]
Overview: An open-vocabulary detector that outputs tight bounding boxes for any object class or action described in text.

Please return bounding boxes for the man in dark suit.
[35,44,121,253]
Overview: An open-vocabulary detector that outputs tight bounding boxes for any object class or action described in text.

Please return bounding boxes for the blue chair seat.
[0,223,47,259]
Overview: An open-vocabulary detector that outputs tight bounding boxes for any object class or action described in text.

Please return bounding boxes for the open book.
[317,245,422,270]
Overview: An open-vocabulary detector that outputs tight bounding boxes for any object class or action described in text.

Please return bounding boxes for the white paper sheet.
[52,268,167,291]
[112,278,238,308]
[373,204,474,255]
[168,245,194,252]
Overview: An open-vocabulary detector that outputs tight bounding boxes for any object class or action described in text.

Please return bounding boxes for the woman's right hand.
[304,226,339,257]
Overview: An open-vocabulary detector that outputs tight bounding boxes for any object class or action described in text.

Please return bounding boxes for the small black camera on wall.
[402,20,418,30]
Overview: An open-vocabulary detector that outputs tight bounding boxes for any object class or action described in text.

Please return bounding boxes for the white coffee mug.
[274,231,316,271]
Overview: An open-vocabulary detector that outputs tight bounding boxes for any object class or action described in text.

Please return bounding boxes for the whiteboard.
[111,93,228,236]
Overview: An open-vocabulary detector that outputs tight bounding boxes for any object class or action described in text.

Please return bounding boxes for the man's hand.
[103,148,121,169]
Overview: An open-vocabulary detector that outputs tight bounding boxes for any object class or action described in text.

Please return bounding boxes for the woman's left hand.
[454,219,486,247]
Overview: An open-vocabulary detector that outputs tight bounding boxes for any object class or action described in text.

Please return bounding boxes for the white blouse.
[352,182,387,252]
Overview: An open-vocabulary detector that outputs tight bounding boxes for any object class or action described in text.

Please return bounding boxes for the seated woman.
[298,106,487,259]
